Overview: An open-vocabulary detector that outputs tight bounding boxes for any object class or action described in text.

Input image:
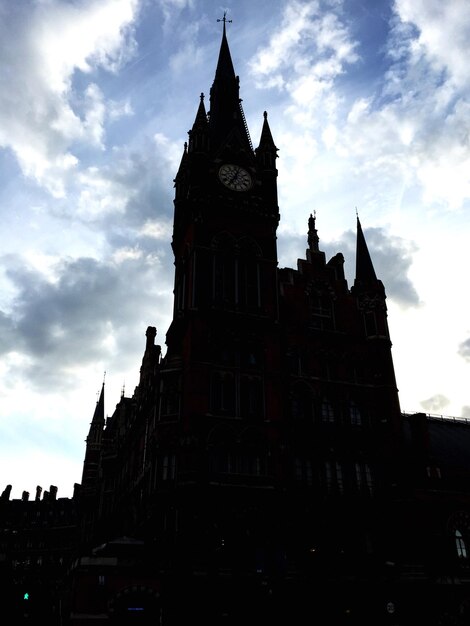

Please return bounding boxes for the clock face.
[218,164,252,191]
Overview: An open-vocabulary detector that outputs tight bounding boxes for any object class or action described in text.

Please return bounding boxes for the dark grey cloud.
[458,338,470,362]
[277,225,420,309]
[1,251,173,391]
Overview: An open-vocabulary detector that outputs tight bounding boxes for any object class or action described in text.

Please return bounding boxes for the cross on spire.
[217,11,232,29]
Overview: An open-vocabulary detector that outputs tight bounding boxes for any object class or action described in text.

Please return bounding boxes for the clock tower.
[164,16,283,443]
[74,17,408,626]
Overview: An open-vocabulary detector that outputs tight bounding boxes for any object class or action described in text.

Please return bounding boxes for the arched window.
[240,375,264,420]
[349,401,362,426]
[355,461,374,494]
[321,398,335,423]
[237,237,261,310]
[212,233,236,307]
[211,371,236,415]
[294,457,313,485]
[212,234,262,311]
[308,282,335,330]
[159,374,180,420]
[456,530,467,559]
[324,460,343,494]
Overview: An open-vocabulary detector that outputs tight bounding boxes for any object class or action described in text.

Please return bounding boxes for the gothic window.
[212,234,261,311]
[294,457,313,485]
[288,348,308,376]
[175,252,188,313]
[237,238,261,310]
[161,454,176,481]
[237,255,259,309]
[214,251,236,306]
[211,371,236,415]
[208,428,267,478]
[321,397,335,423]
[212,233,236,307]
[364,311,377,336]
[324,460,344,495]
[349,401,362,426]
[240,375,264,420]
[175,273,186,313]
[309,287,334,330]
[355,462,374,494]
[455,530,467,559]
[159,374,180,420]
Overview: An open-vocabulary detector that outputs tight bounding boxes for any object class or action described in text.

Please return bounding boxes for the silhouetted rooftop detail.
[308,211,320,254]
[215,12,235,81]
[209,13,252,154]
[355,215,378,286]
[256,110,278,154]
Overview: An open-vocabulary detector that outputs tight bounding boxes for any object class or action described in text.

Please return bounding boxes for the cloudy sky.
[1,0,470,499]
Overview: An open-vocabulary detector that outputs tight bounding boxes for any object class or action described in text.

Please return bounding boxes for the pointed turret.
[256,111,278,169]
[257,111,277,153]
[214,16,236,81]
[81,381,105,494]
[90,381,105,432]
[188,93,209,154]
[352,216,387,329]
[208,16,253,154]
[354,216,378,288]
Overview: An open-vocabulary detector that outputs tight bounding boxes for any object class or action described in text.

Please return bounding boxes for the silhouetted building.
[0,483,79,624]
[2,22,470,626]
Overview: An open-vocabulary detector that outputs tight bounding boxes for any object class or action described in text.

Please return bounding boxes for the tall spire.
[92,380,105,425]
[215,12,235,81]
[188,93,209,154]
[355,216,378,286]
[209,13,253,154]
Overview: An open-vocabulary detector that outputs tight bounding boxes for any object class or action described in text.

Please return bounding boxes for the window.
[349,401,362,426]
[456,530,467,559]
[211,369,264,420]
[211,371,236,415]
[212,235,261,311]
[294,458,313,485]
[321,398,335,423]
[240,376,263,420]
[364,311,377,336]
[160,374,180,419]
[214,251,236,306]
[237,255,259,309]
[210,449,266,476]
[161,454,176,481]
[309,289,334,330]
[237,238,261,310]
[324,460,343,494]
[355,462,374,494]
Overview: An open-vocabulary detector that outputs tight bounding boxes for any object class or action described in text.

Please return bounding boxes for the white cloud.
[0,0,139,196]
[395,0,470,90]
[77,165,133,219]
[249,0,359,129]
